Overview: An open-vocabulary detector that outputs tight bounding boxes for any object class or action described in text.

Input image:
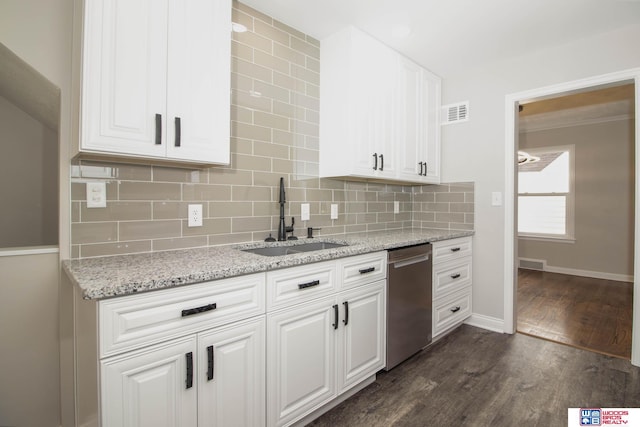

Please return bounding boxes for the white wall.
[441,23,640,323]
[0,0,74,426]
[519,119,634,278]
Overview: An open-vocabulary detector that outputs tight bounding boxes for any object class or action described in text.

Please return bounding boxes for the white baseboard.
[518,257,633,282]
[465,313,505,334]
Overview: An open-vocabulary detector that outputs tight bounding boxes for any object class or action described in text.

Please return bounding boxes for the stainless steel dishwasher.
[385,243,432,370]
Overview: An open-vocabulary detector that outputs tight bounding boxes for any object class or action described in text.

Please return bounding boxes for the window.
[518,145,574,240]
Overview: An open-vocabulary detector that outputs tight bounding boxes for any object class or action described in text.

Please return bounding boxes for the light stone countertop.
[63,228,474,300]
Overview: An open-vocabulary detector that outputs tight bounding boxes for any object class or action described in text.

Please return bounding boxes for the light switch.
[301,203,310,221]
[491,192,502,207]
[86,182,107,208]
[394,201,400,214]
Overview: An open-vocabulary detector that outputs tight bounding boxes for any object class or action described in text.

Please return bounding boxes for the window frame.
[517,144,575,242]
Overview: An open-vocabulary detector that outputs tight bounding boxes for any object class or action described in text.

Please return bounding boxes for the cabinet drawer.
[433,289,472,337]
[99,273,265,358]
[338,251,387,290]
[266,260,337,311]
[432,237,472,264]
[433,257,472,299]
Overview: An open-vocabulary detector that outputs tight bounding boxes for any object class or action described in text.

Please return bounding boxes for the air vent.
[519,258,545,271]
[442,101,469,125]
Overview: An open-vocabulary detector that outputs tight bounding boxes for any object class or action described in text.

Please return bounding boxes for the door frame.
[503,68,640,366]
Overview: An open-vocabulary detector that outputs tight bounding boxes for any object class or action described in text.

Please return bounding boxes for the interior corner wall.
[440,23,640,323]
[518,119,635,277]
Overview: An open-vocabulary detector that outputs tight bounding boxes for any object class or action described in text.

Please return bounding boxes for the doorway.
[503,69,640,367]
[515,84,635,359]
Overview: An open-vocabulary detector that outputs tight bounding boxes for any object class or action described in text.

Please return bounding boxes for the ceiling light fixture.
[518,151,540,165]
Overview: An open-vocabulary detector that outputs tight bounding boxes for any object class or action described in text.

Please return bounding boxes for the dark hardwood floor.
[517,269,633,359]
[308,325,640,427]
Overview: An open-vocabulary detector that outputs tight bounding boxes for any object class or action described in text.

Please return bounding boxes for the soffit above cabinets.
[238,0,640,77]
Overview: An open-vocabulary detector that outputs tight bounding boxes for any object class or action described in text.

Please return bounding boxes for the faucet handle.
[307,227,322,238]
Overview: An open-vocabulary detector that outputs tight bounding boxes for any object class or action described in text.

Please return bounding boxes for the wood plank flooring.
[308,325,640,427]
[517,269,633,359]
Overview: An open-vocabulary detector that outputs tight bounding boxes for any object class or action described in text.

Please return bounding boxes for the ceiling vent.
[442,101,469,125]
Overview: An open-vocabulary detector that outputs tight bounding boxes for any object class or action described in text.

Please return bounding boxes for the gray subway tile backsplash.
[69,1,475,258]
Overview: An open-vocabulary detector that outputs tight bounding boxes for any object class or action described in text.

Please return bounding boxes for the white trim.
[504,67,640,367]
[517,257,633,282]
[465,313,505,334]
[0,246,59,257]
[518,235,576,244]
[544,265,633,283]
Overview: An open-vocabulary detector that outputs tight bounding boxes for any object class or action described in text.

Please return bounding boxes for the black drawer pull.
[181,303,217,317]
[450,247,461,252]
[359,267,375,274]
[450,306,461,313]
[207,345,214,381]
[373,153,378,170]
[379,154,384,171]
[333,304,339,330]
[185,352,193,389]
[298,279,320,290]
[418,161,423,175]
[451,273,461,279]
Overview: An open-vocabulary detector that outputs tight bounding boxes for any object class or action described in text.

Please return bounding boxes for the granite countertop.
[63,228,474,300]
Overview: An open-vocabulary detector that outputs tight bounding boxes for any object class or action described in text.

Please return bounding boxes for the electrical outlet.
[394,201,400,214]
[86,182,107,208]
[301,203,310,221]
[330,204,339,220]
[188,204,203,227]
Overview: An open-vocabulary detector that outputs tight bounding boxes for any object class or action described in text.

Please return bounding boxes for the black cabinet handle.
[343,301,349,326]
[207,345,214,381]
[450,306,461,313]
[379,154,384,171]
[451,273,461,279]
[185,352,193,389]
[298,279,320,290]
[358,267,375,274]
[418,161,423,176]
[155,113,162,145]
[423,162,427,176]
[450,247,461,252]
[174,117,181,147]
[181,303,217,317]
[373,153,378,170]
[332,304,339,330]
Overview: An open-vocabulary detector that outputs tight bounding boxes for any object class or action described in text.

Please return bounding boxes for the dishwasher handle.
[390,254,430,269]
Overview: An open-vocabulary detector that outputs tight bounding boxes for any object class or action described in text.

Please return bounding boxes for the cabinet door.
[82,0,168,157]
[101,336,197,427]
[267,297,337,426]
[166,0,231,164]
[350,29,397,178]
[421,69,441,182]
[396,57,426,182]
[338,281,386,393]
[198,317,265,427]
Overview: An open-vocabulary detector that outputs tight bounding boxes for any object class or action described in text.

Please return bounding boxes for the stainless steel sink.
[242,241,348,256]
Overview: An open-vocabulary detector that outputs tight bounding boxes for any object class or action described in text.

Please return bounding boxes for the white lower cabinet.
[432,236,473,339]
[101,336,198,427]
[267,279,386,427]
[101,317,265,427]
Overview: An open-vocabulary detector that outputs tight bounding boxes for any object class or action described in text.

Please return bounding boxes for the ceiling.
[239,0,640,77]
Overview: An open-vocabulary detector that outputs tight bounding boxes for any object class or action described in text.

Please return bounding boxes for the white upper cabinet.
[78,0,231,164]
[320,26,441,184]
